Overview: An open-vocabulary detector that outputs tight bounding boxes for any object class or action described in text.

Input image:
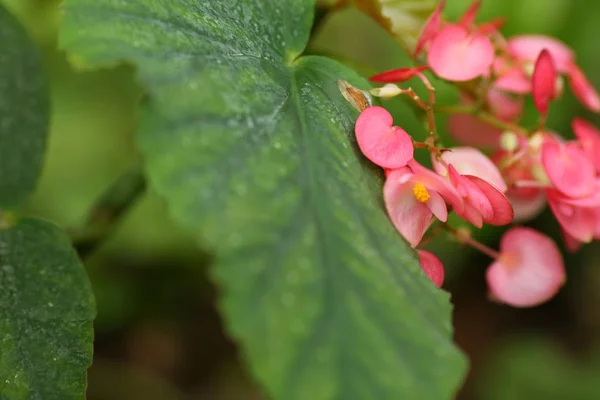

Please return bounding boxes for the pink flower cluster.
[353,0,600,307]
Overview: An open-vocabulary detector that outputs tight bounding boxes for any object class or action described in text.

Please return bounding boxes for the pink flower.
[417,250,445,287]
[433,148,513,227]
[572,118,600,173]
[447,113,502,148]
[355,106,414,169]
[546,184,600,244]
[541,135,595,198]
[507,35,574,73]
[427,24,495,81]
[531,49,558,115]
[384,161,463,247]
[414,0,445,57]
[486,227,565,307]
[433,147,507,191]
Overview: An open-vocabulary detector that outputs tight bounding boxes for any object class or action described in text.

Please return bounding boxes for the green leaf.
[59,1,467,399]
[478,338,600,400]
[0,218,95,400]
[0,5,49,208]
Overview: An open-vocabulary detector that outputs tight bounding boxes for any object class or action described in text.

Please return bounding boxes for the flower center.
[413,183,431,203]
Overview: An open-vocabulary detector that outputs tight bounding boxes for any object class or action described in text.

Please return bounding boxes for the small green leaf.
[0,218,95,400]
[59,1,467,399]
[0,5,49,208]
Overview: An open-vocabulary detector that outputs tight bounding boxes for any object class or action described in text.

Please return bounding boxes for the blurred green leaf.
[0,218,96,400]
[354,0,438,53]
[0,5,49,208]
[59,0,467,399]
[479,338,600,400]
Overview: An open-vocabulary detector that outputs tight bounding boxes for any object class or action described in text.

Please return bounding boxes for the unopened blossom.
[384,161,463,247]
[354,106,414,168]
[370,66,429,83]
[531,49,558,115]
[486,227,565,307]
[433,148,513,227]
[417,250,445,287]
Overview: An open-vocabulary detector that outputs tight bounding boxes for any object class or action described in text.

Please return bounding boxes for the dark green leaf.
[478,338,600,400]
[0,5,49,208]
[0,218,95,400]
[59,1,467,399]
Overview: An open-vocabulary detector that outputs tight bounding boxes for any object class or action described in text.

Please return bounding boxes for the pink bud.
[427,24,495,82]
[567,62,600,113]
[572,118,600,172]
[478,18,506,35]
[355,106,414,169]
[486,227,565,308]
[541,135,595,198]
[532,49,557,115]
[458,0,482,27]
[414,0,446,58]
[417,250,445,287]
[370,66,429,83]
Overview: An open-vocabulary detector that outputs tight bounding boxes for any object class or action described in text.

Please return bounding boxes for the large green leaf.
[0,218,96,400]
[59,1,467,399]
[0,5,49,208]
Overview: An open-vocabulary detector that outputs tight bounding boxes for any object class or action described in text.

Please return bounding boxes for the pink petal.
[370,66,429,83]
[532,49,558,115]
[414,0,446,58]
[568,62,600,113]
[494,68,532,94]
[426,190,448,222]
[384,170,434,247]
[508,35,574,73]
[447,113,502,148]
[541,137,595,198]
[486,227,565,307]
[407,159,464,213]
[448,165,492,227]
[433,147,507,192]
[573,118,600,172]
[355,106,415,168]
[466,175,514,226]
[427,24,495,82]
[546,190,596,242]
[561,229,584,253]
[417,250,445,287]
[458,0,482,27]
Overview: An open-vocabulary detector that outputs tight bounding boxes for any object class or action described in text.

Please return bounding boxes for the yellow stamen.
[413,183,430,203]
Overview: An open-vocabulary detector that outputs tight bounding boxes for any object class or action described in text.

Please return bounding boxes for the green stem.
[71,163,146,258]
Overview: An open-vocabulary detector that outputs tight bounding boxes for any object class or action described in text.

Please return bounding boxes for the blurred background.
[4,0,600,398]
